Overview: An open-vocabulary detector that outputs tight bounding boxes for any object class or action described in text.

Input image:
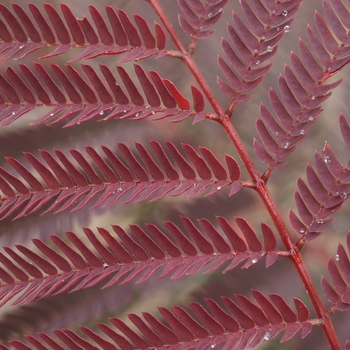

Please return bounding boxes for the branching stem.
[148,0,226,119]
[148,1,341,349]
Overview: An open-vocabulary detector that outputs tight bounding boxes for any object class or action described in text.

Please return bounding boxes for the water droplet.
[50,113,54,116]
[211,345,215,349]
[308,116,313,122]
[324,155,331,163]
[284,25,290,33]
[218,8,223,13]
[299,228,306,234]
[326,66,331,71]
[253,49,258,53]
[193,183,197,186]
[267,46,273,52]
[283,141,290,149]
[151,111,155,115]
[311,95,315,100]
[261,35,265,40]
[264,332,271,341]
[300,129,305,135]
[274,131,279,136]
[316,218,324,224]
[117,187,122,192]
[103,262,109,267]
[335,254,340,261]
[19,45,24,49]
[123,110,127,113]
[255,60,260,65]
[11,111,16,115]
[252,258,258,264]
[341,192,347,199]
[276,26,280,31]
[99,110,104,115]
[217,186,222,190]
[77,121,80,124]
[282,10,288,16]
[135,113,139,117]
[115,82,119,86]
[207,12,213,18]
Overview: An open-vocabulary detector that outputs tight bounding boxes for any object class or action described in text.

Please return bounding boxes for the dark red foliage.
[0,0,349,349]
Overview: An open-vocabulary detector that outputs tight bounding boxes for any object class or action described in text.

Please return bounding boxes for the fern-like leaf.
[254,0,350,170]
[217,0,301,109]
[0,63,206,126]
[322,230,350,312]
[0,216,280,306]
[178,0,228,39]
[0,4,167,62]
[0,141,241,220]
[289,114,350,239]
[0,291,311,349]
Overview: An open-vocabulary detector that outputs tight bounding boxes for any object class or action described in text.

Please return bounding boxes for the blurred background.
[0,0,349,349]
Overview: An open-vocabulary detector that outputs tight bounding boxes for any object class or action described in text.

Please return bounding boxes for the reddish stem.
[148,1,341,349]
[148,0,225,119]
